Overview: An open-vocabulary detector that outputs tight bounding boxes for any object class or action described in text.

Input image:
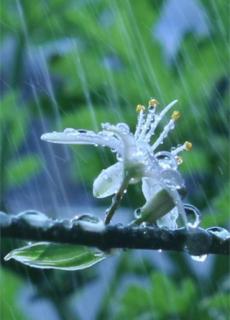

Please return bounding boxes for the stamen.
[148,98,159,108]
[134,105,146,139]
[136,104,145,113]
[171,111,181,121]
[138,107,156,141]
[145,100,178,142]
[185,141,192,151]
[171,141,192,156]
[151,119,175,151]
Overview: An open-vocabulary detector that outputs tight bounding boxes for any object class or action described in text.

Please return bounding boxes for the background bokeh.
[0,0,229,319]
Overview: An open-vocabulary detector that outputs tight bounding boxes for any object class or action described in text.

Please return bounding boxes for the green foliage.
[0,92,42,207]
[5,242,106,271]
[0,92,27,153]
[115,272,230,320]
[202,182,230,227]
[0,268,28,320]
[6,155,41,188]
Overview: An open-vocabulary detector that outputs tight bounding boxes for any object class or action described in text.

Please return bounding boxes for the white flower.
[41,99,192,229]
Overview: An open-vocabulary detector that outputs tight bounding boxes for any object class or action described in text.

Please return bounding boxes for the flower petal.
[41,129,120,151]
[141,177,161,200]
[93,162,123,198]
[156,207,179,230]
[160,169,185,190]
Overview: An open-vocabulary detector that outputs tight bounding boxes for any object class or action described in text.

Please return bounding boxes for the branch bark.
[0,212,229,256]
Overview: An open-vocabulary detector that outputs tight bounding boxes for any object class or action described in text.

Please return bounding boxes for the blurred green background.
[0,0,229,319]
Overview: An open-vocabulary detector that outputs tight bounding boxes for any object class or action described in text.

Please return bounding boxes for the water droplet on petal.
[156,151,178,170]
[64,128,76,134]
[116,153,123,161]
[77,129,87,133]
[116,123,130,134]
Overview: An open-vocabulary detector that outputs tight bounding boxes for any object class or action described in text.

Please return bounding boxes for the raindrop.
[116,153,123,161]
[101,122,111,130]
[140,222,148,228]
[207,227,230,240]
[130,177,139,184]
[17,210,50,228]
[156,151,178,170]
[77,129,87,133]
[116,123,130,134]
[134,208,142,219]
[64,128,76,134]
[184,204,201,228]
[191,254,207,262]
[72,214,100,224]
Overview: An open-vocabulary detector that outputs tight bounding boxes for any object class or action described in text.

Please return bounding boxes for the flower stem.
[104,176,130,225]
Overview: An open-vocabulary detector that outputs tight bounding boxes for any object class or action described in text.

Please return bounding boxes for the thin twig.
[0,212,229,256]
[104,177,130,225]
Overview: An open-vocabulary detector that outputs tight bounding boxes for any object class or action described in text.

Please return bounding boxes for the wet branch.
[0,212,229,256]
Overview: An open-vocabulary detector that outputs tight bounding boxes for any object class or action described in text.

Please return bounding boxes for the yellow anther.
[171,111,181,120]
[175,156,183,165]
[136,104,145,112]
[148,98,159,108]
[185,141,192,151]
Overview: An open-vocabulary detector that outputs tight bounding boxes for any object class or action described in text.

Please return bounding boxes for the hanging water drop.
[191,254,207,262]
[184,204,201,228]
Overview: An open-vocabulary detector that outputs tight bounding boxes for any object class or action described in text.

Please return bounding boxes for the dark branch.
[0,212,229,256]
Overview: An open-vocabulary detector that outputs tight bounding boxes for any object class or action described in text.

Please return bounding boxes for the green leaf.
[4,242,106,271]
[202,182,230,228]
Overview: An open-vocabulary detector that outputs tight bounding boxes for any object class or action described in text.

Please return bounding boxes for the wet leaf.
[4,242,106,271]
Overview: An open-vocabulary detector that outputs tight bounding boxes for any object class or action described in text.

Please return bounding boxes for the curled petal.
[157,207,179,230]
[93,162,123,198]
[160,169,185,190]
[142,177,161,200]
[41,129,120,151]
[102,123,136,160]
